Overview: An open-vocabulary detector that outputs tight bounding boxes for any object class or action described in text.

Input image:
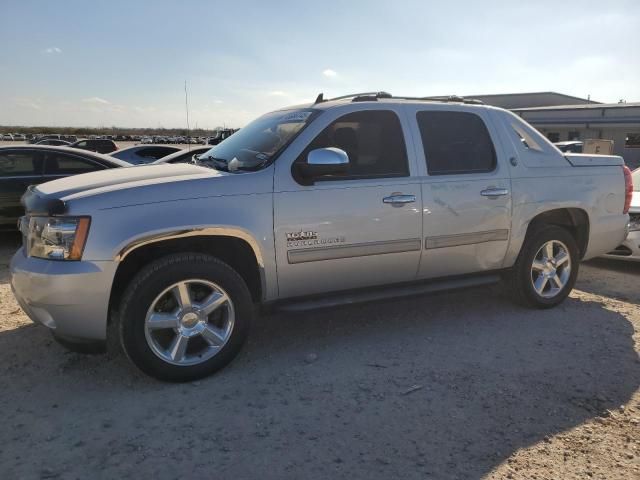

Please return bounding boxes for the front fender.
[80,193,277,300]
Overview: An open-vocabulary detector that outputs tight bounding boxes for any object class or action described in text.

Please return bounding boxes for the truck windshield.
[197,109,318,172]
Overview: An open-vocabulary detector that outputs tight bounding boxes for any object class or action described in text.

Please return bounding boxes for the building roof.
[460,92,599,109]
[512,102,640,127]
[512,102,640,112]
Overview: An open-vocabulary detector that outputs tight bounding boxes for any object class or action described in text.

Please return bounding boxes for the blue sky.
[1,0,638,128]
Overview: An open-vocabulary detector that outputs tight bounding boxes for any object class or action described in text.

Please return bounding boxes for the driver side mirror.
[295,147,350,184]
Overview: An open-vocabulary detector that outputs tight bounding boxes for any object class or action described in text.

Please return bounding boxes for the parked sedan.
[111,145,181,165]
[603,167,640,261]
[2,134,14,141]
[0,146,130,230]
[70,138,119,154]
[151,146,210,164]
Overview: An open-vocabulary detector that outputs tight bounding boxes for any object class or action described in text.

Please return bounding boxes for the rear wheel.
[119,253,253,381]
[506,225,579,308]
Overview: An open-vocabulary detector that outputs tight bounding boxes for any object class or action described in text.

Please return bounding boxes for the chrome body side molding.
[287,238,421,264]
[425,229,509,250]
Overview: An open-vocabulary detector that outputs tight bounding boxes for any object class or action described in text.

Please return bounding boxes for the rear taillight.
[623,165,633,214]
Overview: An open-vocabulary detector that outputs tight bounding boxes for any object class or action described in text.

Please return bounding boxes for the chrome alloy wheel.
[144,279,235,366]
[530,240,572,298]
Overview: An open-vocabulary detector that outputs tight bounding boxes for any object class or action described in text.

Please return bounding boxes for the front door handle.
[383,194,416,205]
[480,188,509,198]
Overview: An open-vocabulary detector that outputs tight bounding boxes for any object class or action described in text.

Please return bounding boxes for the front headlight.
[26,216,91,260]
[630,214,640,232]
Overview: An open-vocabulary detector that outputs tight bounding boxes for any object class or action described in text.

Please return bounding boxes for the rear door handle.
[383,194,416,205]
[480,188,509,198]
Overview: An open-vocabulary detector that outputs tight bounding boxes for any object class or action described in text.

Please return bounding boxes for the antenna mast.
[184,80,191,151]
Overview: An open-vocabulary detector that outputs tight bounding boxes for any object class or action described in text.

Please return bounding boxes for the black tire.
[506,225,579,308]
[119,253,253,382]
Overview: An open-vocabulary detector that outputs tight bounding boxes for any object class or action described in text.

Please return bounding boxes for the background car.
[0,145,130,229]
[151,146,210,164]
[111,145,182,164]
[35,139,71,146]
[554,141,583,153]
[2,134,14,141]
[603,167,640,261]
[70,138,119,154]
[204,129,236,145]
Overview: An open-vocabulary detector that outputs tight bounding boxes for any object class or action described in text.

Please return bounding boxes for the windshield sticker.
[280,111,312,122]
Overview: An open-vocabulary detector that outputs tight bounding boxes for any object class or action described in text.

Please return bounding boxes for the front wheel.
[119,253,253,381]
[506,225,579,308]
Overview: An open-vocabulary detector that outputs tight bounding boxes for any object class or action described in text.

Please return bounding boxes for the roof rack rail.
[318,91,393,103]
[313,92,484,105]
[419,95,485,105]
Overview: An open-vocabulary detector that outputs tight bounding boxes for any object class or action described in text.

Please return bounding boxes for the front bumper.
[602,229,640,262]
[10,249,118,340]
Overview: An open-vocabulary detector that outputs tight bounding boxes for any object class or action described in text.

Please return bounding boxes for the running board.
[275,273,502,313]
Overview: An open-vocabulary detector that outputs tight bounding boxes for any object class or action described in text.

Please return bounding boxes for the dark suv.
[70,139,119,154]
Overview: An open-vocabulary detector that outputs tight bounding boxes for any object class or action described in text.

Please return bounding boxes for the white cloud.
[268,90,287,96]
[43,47,62,54]
[133,106,157,114]
[14,98,41,110]
[322,69,337,78]
[82,97,110,105]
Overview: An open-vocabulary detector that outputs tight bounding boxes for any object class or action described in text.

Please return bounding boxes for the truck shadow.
[0,232,20,283]
[577,259,640,304]
[0,283,638,479]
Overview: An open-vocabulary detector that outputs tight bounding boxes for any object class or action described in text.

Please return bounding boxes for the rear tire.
[506,225,579,308]
[119,253,253,382]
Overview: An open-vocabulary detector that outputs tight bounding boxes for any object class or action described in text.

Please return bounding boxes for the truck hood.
[36,163,217,199]
[23,163,272,214]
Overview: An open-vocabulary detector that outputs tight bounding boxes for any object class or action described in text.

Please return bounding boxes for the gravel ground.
[0,233,638,479]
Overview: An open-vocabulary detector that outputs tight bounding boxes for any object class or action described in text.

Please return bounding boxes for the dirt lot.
[0,233,638,479]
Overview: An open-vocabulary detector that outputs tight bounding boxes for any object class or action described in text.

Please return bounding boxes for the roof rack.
[419,95,485,105]
[312,92,484,105]
[314,92,392,104]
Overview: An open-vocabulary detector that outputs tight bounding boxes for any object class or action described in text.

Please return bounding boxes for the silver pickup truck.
[10,93,633,381]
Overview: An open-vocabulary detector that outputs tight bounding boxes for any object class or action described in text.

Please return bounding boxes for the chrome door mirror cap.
[295,147,350,185]
[307,147,349,166]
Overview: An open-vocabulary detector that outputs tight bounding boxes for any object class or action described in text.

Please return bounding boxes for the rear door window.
[416,111,496,175]
[44,153,102,175]
[95,140,116,153]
